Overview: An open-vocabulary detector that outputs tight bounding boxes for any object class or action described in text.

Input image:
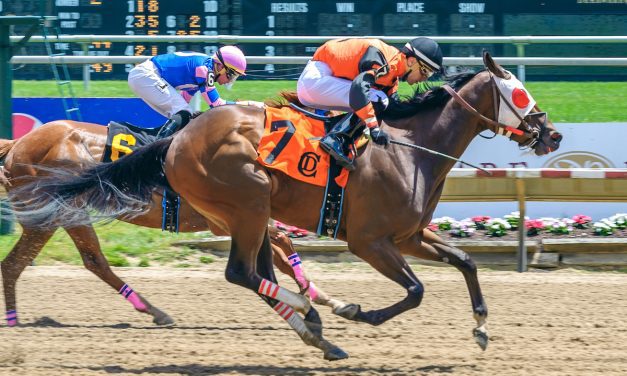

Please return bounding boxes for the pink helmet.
[215,45,247,76]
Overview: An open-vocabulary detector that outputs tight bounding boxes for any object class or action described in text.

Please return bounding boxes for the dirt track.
[1,260,627,375]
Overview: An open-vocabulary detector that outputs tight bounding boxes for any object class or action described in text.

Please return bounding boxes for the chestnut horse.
[0,120,346,327]
[10,53,562,360]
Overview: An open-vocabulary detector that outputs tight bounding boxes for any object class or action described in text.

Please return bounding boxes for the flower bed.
[432,212,627,242]
[275,214,627,241]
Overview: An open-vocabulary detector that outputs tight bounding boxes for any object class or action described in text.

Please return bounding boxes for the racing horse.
[0,119,346,327]
[10,52,562,359]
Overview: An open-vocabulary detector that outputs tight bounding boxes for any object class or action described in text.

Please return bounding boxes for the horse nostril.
[551,133,563,143]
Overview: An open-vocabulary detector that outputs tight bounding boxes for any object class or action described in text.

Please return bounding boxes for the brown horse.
[10,53,562,360]
[0,120,346,328]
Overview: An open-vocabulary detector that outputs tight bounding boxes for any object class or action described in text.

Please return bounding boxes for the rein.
[389,139,491,174]
[442,84,524,137]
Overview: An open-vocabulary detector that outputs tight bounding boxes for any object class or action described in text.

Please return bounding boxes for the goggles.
[417,60,435,78]
[224,67,240,83]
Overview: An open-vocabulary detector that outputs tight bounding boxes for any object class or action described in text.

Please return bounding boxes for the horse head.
[481,51,562,156]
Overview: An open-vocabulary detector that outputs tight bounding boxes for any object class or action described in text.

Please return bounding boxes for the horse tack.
[442,70,548,150]
[443,81,526,138]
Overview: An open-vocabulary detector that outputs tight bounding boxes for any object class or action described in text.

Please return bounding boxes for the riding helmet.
[215,45,247,76]
[402,37,443,72]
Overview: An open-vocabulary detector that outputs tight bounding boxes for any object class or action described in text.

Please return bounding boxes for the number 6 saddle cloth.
[258,106,366,188]
[102,121,160,163]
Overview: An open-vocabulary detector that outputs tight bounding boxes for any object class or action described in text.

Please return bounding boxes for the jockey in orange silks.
[297,37,443,168]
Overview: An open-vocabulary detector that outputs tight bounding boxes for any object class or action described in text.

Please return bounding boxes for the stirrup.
[319,141,355,171]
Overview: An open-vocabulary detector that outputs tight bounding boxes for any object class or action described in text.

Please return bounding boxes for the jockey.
[297,37,443,168]
[128,45,264,139]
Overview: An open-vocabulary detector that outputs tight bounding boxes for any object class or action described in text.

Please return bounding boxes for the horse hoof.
[473,327,489,351]
[151,309,175,326]
[304,308,323,338]
[332,303,360,320]
[324,346,349,361]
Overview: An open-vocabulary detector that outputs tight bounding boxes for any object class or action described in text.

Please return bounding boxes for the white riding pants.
[127,60,192,118]
[296,60,388,112]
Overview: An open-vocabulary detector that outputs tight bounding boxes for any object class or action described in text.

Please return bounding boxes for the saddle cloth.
[102,121,160,163]
[257,107,350,188]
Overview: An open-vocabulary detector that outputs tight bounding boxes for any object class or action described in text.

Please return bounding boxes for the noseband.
[442,73,546,149]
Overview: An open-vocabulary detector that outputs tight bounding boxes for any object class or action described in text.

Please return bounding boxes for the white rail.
[10,35,627,44]
[11,56,627,66]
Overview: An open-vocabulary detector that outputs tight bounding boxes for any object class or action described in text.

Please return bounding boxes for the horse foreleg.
[1,226,56,327]
[268,226,351,313]
[399,230,489,350]
[64,225,174,326]
[337,238,425,326]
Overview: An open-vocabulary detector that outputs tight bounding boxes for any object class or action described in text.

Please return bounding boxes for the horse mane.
[382,71,481,120]
[265,91,304,109]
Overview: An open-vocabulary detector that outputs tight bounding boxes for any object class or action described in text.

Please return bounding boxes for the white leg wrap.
[273,302,306,334]
[259,279,310,314]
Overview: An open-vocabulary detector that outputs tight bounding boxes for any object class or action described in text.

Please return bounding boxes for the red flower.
[525,219,544,229]
[427,223,439,232]
[572,215,592,224]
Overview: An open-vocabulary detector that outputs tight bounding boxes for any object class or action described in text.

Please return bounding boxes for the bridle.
[442,71,548,150]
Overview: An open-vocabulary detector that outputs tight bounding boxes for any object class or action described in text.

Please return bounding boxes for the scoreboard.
[3,0,626,80]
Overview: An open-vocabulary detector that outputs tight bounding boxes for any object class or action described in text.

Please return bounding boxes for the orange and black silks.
[312,38,408,126]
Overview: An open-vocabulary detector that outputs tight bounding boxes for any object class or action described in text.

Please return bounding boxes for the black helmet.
[402,37,443,72]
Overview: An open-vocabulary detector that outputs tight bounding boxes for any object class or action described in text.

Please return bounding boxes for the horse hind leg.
[1,226,56,327]
[226,218,348,360]
[64,225,174,326]
[399,230,489,351]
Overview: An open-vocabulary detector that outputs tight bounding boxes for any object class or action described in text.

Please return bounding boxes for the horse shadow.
[20,316,347,332]
[62,363,478,375]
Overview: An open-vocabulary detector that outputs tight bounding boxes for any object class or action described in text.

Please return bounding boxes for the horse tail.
[0,139,16,161]
[11,138,174,228]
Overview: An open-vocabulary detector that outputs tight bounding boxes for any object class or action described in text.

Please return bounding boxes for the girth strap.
[316,158,345,238]
[161,188,180,233]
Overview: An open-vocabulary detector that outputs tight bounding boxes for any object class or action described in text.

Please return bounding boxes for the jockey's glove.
[241,100,265,109]
[370,126,390,147]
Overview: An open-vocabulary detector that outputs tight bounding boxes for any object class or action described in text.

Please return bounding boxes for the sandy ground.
[1,260,627,376]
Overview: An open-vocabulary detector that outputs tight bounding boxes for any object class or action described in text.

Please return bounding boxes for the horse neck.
[393,74,494,183]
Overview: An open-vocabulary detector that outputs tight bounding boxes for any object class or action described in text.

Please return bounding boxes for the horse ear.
[483,50,510,79]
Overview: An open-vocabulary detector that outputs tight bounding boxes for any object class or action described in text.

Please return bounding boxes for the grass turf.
[13,80,627,122]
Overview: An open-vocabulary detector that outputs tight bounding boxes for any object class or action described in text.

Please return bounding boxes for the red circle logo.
[12,113,43,139]
[512,88,530,109]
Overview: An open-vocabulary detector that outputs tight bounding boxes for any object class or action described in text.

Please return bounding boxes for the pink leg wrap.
[6,310,17,327]
[287,253,319,300]
[119,284,148,312]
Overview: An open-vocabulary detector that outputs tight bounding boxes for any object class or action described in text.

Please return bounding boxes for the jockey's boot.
[156,110,192,139]
[319,114,357,171]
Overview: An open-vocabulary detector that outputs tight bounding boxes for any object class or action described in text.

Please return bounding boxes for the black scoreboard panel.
[504,13,627,78]
[4,0,244,79]
[3,0,626,80]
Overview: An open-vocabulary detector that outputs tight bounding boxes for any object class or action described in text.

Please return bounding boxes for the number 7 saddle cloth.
[257,106,355,188]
